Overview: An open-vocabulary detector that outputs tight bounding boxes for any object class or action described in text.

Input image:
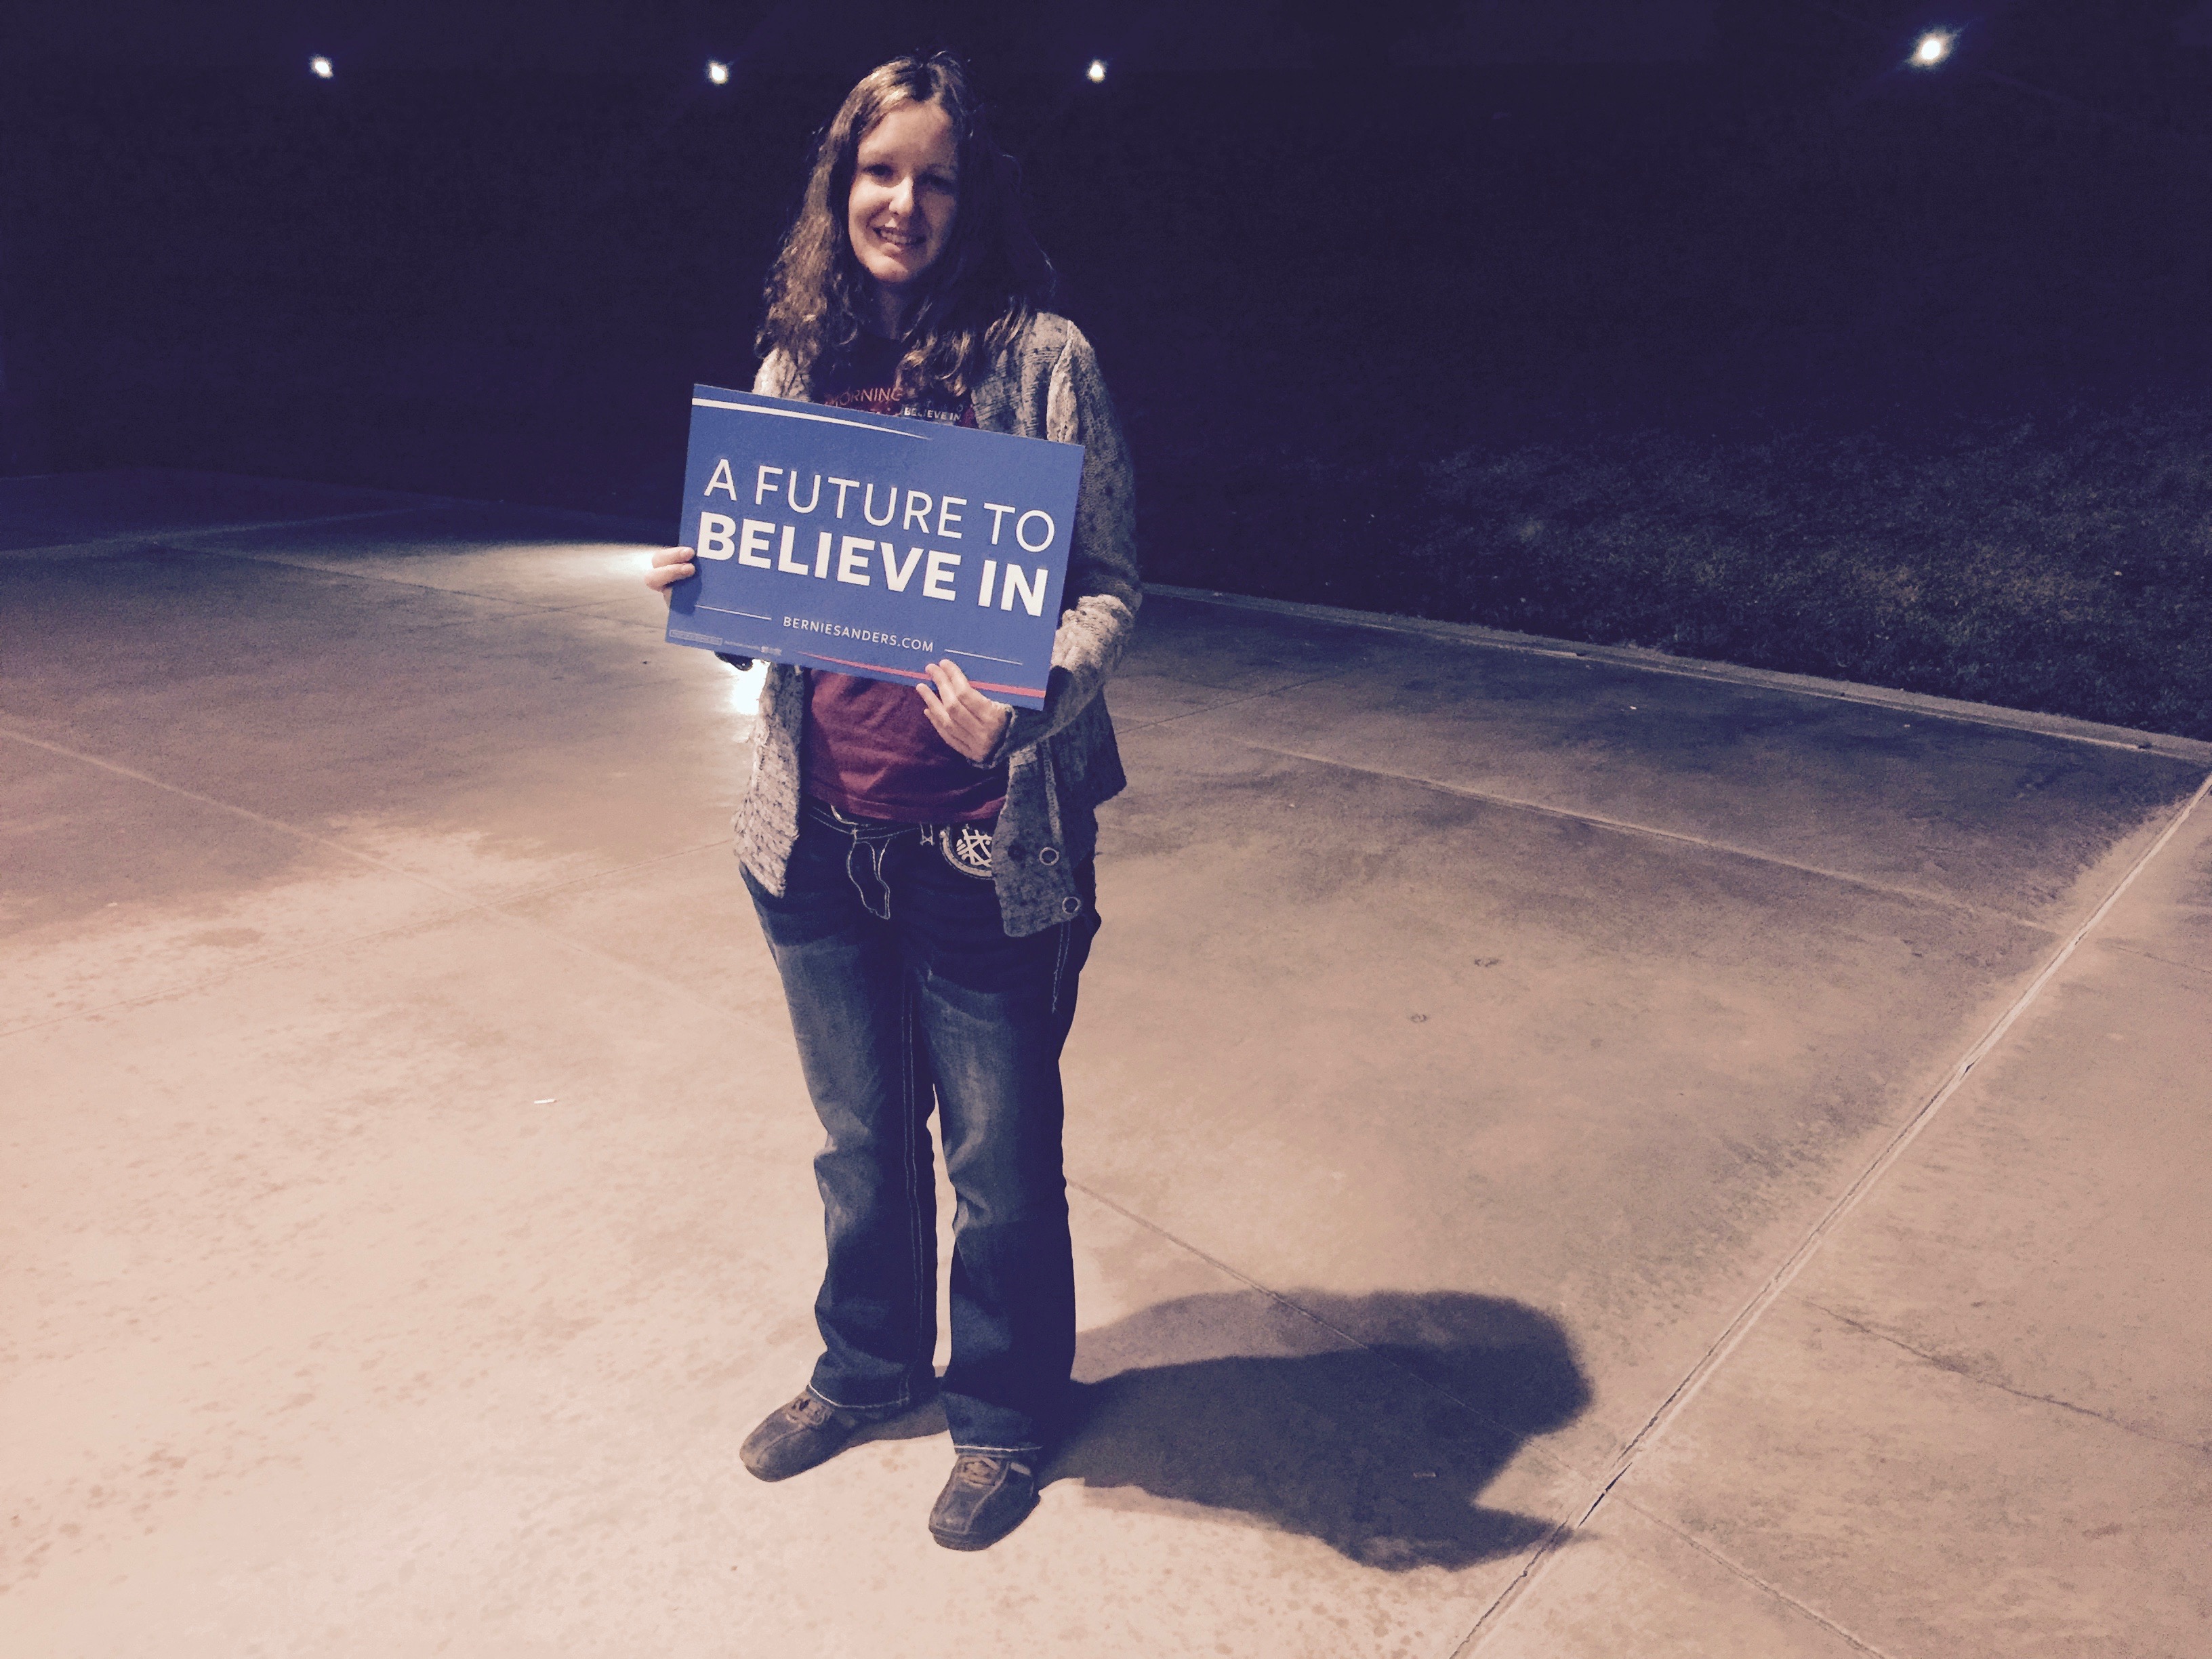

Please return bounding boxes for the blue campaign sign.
[664,384,1086,710]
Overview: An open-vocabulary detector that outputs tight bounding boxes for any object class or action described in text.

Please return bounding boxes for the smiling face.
[846,100,960,324]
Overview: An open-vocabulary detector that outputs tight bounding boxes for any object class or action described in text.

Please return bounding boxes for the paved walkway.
[5,470,2207,1658]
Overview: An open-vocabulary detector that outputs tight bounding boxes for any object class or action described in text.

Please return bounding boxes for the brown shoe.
[739,1391,862,1482]
[927,1454,1038,1550]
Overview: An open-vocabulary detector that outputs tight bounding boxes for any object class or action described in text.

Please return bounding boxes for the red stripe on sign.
[808,651,1046,700]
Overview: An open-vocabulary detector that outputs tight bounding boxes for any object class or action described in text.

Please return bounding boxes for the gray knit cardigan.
[731,313,1142,937]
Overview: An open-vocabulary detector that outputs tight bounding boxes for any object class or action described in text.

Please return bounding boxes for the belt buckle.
[939,821,995,880]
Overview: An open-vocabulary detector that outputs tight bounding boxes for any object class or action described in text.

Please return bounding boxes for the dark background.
[5,1,2209,731]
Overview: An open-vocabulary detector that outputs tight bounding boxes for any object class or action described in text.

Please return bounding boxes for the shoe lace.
[951,1454,1029,1486]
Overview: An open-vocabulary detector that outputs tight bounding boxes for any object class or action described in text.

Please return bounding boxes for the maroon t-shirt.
[801,333,1007,823]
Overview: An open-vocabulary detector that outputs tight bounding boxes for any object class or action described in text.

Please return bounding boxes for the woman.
[646,52,1138,1551]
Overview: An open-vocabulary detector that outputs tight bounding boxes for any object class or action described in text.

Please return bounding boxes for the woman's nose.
[888,177,915,214]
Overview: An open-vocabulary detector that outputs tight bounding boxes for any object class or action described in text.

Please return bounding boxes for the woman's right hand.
[644,546,697,598]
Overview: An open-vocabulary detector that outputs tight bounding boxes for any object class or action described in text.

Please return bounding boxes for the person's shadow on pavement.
[1046,1288,1589,1571]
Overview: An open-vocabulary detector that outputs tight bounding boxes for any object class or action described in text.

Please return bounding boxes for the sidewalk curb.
[1151,583,2212,765]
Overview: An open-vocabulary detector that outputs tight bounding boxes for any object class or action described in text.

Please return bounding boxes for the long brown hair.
[757,52,1055,403]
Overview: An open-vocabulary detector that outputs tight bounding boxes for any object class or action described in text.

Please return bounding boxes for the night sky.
[14,1,1727,73]
[4,3,2209,528]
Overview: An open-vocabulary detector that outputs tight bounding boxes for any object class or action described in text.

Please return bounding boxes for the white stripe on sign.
[691,399,932,438]
[945,648,1023,665]
[699,604,774,620]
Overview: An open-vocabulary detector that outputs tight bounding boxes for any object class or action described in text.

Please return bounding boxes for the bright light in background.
[309,55,333,79]
[728,660,765,724]
[1911,31,1954,67]
[622,544,764,726]
[1086,59,1107,83]
[706,59,730,85]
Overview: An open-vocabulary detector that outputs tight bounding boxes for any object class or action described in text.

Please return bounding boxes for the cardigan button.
[1038,846,1060,866]
[1061,896,1082,918]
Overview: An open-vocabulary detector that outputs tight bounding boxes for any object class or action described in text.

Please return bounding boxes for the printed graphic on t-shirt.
[823,380,979,427]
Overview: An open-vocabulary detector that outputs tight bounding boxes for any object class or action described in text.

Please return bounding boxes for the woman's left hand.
[917,659,1012,764]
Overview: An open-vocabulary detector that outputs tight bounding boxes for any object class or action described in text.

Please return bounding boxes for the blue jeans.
[743,800,1099,1456]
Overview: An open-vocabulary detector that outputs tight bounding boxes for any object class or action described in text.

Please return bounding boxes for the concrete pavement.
[4,470,2207,1657]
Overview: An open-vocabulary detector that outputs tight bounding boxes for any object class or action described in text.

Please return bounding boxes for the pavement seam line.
[134,542,711,639]
[1455,765,2212,1653]
[2097,940,2212,982]
[144,542,555,615]
[1065,1179,1591,1490]
[0,832,735,1042]
[1600,1494,1900,1658]
[184,544,660,614]
[0,724,443,872]
[1241,741,2054,928]
[0,504,435,560]
[0,722,751,1026]
[1800,1300,2212,1456]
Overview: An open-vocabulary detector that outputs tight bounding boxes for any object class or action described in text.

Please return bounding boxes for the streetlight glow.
[1911,31,1954,67]
[1086,59,1107,83]
[309,55,333,79]
[707,60,730,85]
